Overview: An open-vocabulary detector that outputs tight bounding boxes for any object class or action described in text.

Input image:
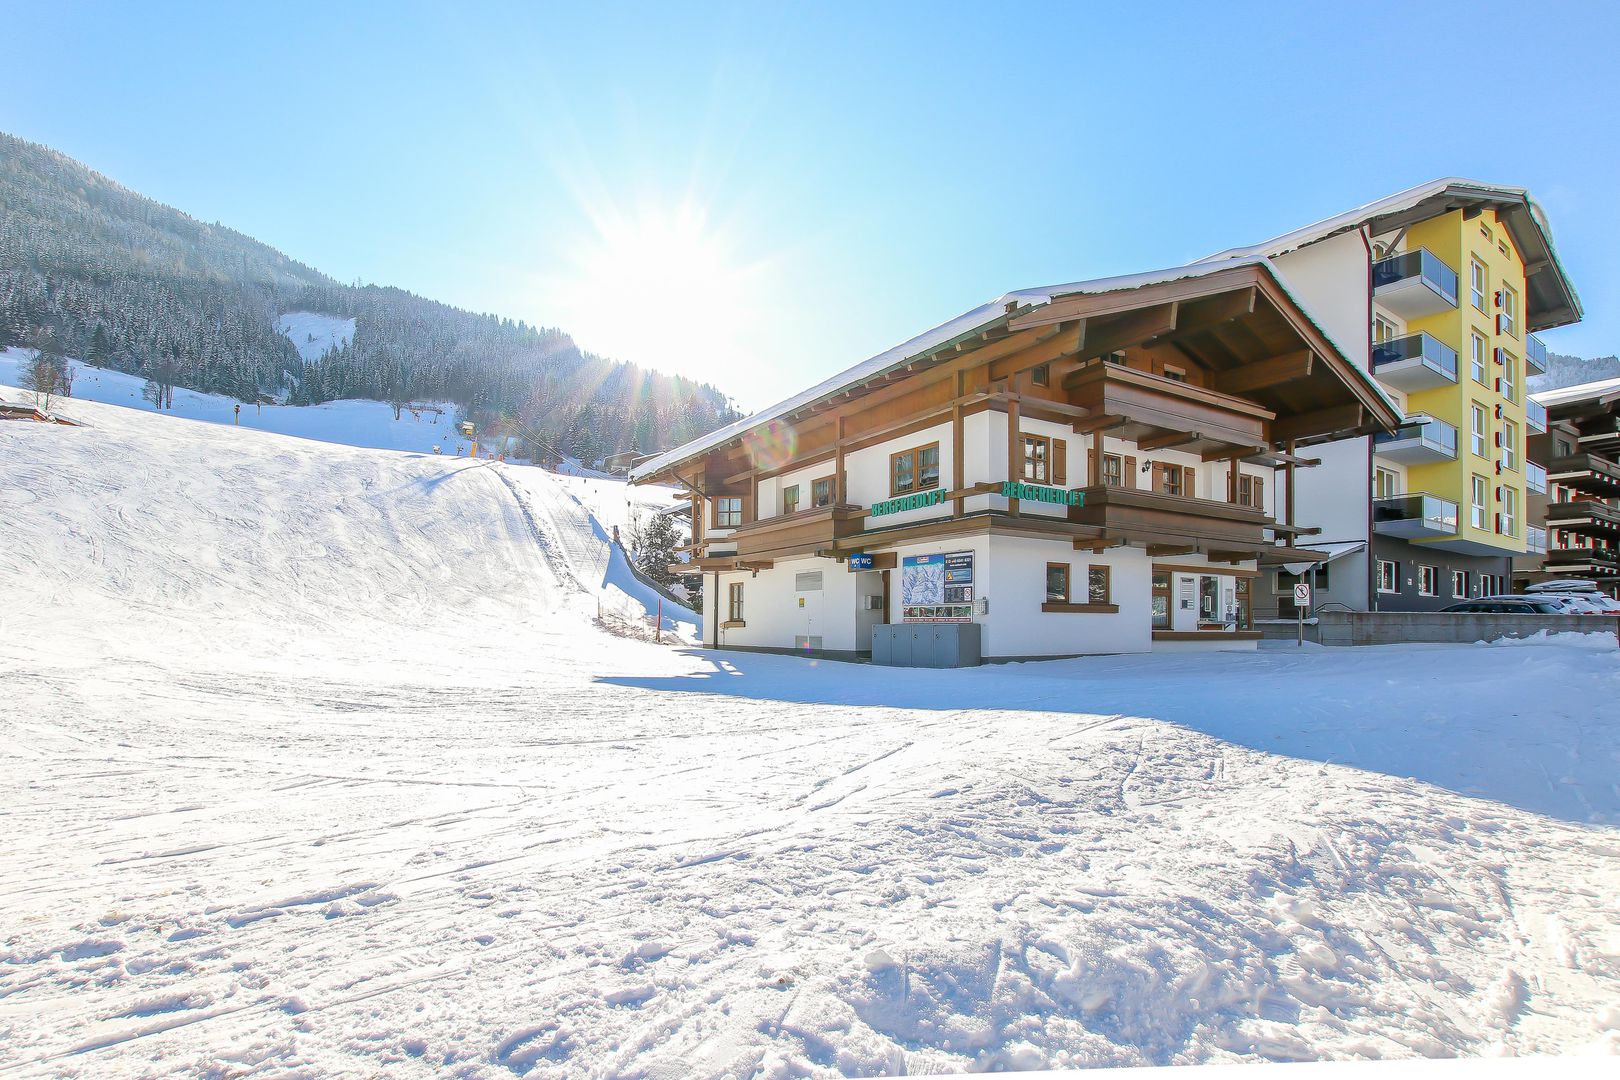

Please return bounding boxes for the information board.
[902,550,974,621]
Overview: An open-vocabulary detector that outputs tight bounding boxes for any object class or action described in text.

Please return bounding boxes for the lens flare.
[742,419,797,472]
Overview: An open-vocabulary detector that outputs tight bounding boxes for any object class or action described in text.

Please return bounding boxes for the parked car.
[1440,597,1567,614]
[1523,580,1620,614]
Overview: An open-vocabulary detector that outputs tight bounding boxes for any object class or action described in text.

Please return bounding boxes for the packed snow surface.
[274,311,356,363]
[3,392,1619,1077]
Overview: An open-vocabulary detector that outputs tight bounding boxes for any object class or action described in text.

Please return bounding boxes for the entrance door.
[1172,575,1199,632]
[795,569,824,651]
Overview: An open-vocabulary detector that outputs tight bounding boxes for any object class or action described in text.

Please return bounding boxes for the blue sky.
[5,0,1617,409]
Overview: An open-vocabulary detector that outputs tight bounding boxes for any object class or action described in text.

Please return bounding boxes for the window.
[1022,434,1051,483]
[1480,573,1505,596]
[1102,453,1123,487]
[1501,285,1519,338]
[1156,463,1185,497]
[1471,475,1488,530]
[811,476,833,507]
[1471,332,1488,384]
[1498,239,1510,258]
[782,484,800,516]
[1373,314,1399,343]
[1501,486,1518,535]
[1501,420,1518,471]
[1162,365,1187,383]
[1470,258,1488,311]
[1151,572,1171,628]
[1554,437,1573,458]
[727,582,745,624]
[1375,467,1399,499]
[1501,352,1517,403]
[890,442,940,495]
[1418,565,1439,596]
[1198,575,1220,623]
[1452,569,1468,598]
[1045,563,1069,603]
[1103,350,1128,366]
[1235,576,1251,629]
[714,497,743,528]
[1377,559,1399,594]
[1235,474,1264,510]
[1031,363,1050,387]
[1088,565,1111,605]
[1470,404,1487,457]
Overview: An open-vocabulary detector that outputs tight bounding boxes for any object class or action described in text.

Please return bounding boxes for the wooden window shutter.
[1227,471,1236,502]
[1124,456,1137,489]
[1053,439,1067,485]
[1254,479,1263,513]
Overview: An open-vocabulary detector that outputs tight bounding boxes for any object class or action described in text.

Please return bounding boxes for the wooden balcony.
[1066,484,1271,556]
[725,503,868,560]
[1064,362,1271,453]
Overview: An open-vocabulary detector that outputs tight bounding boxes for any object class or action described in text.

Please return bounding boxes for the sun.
[556,201,762,398]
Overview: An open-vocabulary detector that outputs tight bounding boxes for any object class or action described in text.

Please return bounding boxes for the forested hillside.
[1530,352,1620,393]
[0,131,737,459]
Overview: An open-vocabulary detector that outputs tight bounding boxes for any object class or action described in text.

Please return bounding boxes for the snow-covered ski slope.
[0,347,459,456]
[275,311,356,363]
[2,393,1619,1077]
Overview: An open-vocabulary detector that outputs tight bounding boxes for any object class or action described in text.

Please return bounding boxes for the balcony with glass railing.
[1526,334,1549,375]
[1371,332,1459,392]
[1527,398,1548,433]
[1372,248,1460,320]
[1375,415,1459,465]
[1372,492,1460,539]
[1527,461,1548,494]
[1527,524,1548,555]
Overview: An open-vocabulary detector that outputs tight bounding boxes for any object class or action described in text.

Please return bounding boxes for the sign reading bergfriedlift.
[1001,481,1085,506]
[869,488,947,517]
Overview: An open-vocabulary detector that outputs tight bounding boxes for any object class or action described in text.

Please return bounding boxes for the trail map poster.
[901,551,974,622]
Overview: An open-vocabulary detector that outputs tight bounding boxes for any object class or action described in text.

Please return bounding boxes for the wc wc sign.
[847,553,874,571]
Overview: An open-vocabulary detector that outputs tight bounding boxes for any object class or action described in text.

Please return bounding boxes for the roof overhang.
[1203,178,1582,333]
[632,256,1399,485]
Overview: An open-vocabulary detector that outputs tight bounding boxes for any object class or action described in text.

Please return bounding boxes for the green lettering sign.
[869,488,947,517]
[1000,481,1084,507]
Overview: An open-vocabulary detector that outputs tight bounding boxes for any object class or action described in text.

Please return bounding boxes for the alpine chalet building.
[632,258,1399,661]
[1515,377,1620,596]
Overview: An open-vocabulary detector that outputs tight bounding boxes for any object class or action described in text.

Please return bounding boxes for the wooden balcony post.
[834,416,846,504]
[1284,438,1297,528]
[1007,374,1021,516]
[952,369,965,517]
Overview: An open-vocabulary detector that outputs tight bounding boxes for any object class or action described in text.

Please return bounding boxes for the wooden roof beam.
[1271,403,1365,444]
[1136,430,1204,452]
[1212,349,1314,396]
[1143,288,1256,346]
[1072,413,1129,435]
[1077,303,1179,361]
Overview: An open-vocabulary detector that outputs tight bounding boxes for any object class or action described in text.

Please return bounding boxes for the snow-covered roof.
[1201,177,1582,330]
[632,255,1397,484]
[1532,375,1620,409]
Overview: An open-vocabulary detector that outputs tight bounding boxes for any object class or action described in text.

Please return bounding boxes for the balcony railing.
[1545,499,1620,539]
[1371,332,1458,391]
[1373,248,1460,319]
[1375,416,1459,464]
[1527,398,1548,433]
[1527,461,1548,494]
[1372,492,1459,539]
[1526,334,1549,375]
[1527,524,1548,555]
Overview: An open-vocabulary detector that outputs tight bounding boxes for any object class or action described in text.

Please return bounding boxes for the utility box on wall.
[871,623,982,668]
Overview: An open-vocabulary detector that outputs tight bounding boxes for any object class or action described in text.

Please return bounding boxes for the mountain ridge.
[0,130,737,459]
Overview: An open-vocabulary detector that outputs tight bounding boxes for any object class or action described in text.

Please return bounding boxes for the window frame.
[1471,474,1488,530]
[1045,562,1070,603]
[1087,565,1111,606]
[713,496,743,529]
[1151,571,1171,629]
[1470,258,1488,311]
[782,484,800,516]
[1451,569,1468,599]
[1501,485,1518,535]
[1374,467,1399,499]
[1501,284,1520,338]
[1501,420,1518,472]
[1377,559,1399,594]
[1031,363,1051,387]
[1418,565,1439,597]
[727,581,745,624]
[1101,452,1123,487]
[1021,433,1052,483]
[811,476,833,508]
[1470,403,1487,458]
[1500,352,1518,403]
[889,441,940,497]
[1470,331,1488,384]
[1158,462,1185,497]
